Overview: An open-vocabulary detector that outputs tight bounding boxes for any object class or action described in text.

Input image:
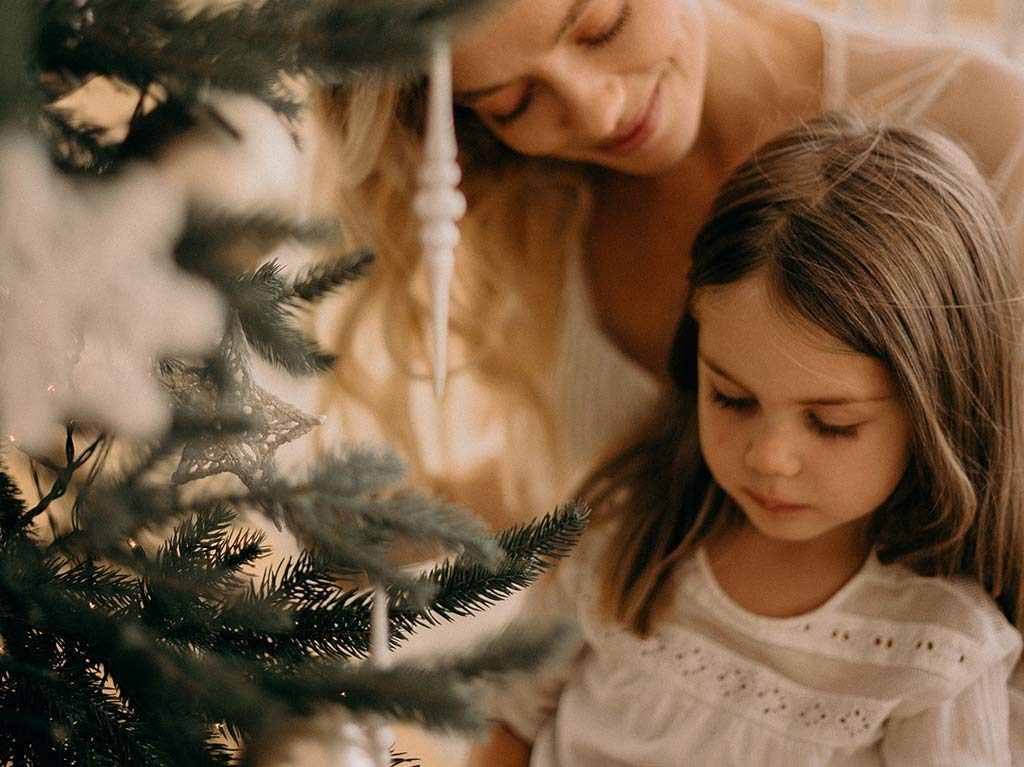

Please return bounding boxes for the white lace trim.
[596,622,895,748]
[681,551,993,689]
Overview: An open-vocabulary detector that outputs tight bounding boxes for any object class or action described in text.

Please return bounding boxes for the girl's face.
[451,0,708,175]
[694,275,913,554]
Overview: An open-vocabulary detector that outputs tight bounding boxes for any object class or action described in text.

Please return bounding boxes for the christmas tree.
[0,1,587,765]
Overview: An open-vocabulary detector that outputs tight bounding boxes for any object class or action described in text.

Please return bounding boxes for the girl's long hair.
[583,112,1024,634]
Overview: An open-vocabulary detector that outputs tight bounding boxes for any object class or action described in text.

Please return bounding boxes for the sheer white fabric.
[490,529,1022,766]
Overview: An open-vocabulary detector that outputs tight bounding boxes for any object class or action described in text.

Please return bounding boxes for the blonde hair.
[310,78,589,491]
[583,112,1024,633]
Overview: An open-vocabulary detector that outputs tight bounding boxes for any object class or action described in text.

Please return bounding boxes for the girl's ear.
[668,313,699,391]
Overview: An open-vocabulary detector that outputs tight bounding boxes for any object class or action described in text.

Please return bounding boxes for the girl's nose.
[744,422,802,478]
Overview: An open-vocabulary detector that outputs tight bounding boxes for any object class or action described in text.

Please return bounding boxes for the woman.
[312,0,1024,529]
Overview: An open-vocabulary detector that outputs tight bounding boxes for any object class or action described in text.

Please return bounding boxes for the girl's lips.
[598,81,661,155]
[746,490,808,514]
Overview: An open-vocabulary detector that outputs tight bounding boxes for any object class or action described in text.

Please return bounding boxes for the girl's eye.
[711,388,756,413]
[807,412,860,439]
[491,84,535,125]
[581,2,632,47]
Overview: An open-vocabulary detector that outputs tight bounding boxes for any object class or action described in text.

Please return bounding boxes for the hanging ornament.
[164,315,322,492]
[368,583,393,767]
[413,38,466,399]
[0,131,224,453]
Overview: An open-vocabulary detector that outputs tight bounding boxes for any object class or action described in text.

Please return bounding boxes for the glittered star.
[164,316,322,492]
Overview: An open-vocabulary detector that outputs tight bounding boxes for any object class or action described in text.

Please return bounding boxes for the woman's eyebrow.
[453,0,595,104]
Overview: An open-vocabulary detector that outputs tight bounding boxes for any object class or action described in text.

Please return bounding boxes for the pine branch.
[41,107,120,175]
[226,260,337,377]
[390,502,589,633]
[390,752,421,767]
[0,460,27,533]
[55,559,137,614]
[0,0,36,125]
[293,488,500,569]
[258,660,486,734]
[310,504,589,656]
[302,445,408,499]
[426,618,579,680]
[176,214,338,282]
[154,505,267,594]
[285,0,503,82]
[286,250,375,307]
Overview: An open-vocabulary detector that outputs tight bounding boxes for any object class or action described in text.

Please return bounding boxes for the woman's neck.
[686,0,824,188]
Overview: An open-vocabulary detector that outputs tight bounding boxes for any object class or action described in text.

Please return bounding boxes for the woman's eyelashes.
[492,85,535,125]
[709,388,861,439]
[490,2,633,125]
[710,388,756,413]
[582,1,633,47]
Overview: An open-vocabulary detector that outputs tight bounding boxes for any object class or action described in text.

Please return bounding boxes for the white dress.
[490,530,1022,767]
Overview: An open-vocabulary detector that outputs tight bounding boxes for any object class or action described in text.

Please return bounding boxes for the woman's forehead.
[452,0,590,88]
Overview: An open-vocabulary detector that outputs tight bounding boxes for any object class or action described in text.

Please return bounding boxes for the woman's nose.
[557,72,627,140]
[744,422,802,478]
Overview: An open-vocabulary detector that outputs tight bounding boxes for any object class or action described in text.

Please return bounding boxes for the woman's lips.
[598,80,661,156]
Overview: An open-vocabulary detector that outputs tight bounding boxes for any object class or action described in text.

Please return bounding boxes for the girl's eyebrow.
[453,0,596,105]
[697,353,895,406]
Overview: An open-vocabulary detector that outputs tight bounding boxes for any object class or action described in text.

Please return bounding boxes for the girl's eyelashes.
[488,2,633,125]
[807,412,860,439]
[710,387,861,439]
[582,2,632,47]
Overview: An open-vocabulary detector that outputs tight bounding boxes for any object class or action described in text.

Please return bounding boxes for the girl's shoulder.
[672,549,1020,706]
[860,559,1011,640]
[841,558,1022,700]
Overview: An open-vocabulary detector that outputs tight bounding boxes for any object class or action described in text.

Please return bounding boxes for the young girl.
[471,113,1024,766]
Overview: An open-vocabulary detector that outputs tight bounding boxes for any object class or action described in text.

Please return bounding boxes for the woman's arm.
[466,725,530,767]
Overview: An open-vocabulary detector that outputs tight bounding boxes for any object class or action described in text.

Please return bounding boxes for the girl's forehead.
[694,276,898,401]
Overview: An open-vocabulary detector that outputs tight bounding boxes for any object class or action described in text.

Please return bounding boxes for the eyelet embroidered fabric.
[489,529,1020,767]
[579,547,1017,749]
[597,622,893,748]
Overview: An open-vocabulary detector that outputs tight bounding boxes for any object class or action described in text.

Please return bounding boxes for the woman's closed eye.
[580,1,633,47]
[710,388,756,413]
[489,1,633,125]
[491,84,536,125]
